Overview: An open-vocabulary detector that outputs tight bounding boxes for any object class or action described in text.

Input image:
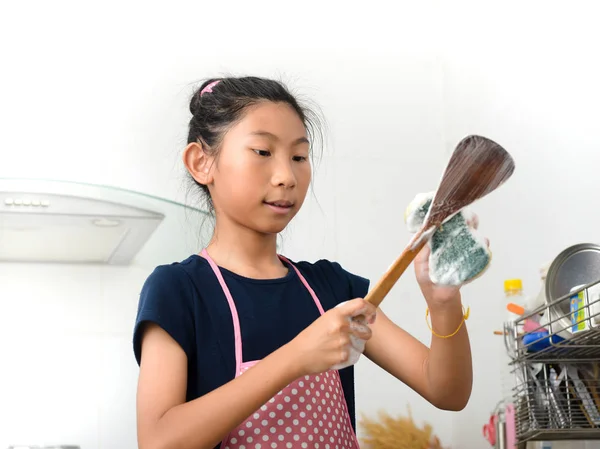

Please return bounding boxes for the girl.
[133,76,474,449]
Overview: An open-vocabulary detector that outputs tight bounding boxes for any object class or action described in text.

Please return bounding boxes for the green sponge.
[404,192,492,286]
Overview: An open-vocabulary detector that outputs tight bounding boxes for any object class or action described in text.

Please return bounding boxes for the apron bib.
[201,249,360,449]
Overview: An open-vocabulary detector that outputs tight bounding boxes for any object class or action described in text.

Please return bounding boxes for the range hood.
[0,179,166,265]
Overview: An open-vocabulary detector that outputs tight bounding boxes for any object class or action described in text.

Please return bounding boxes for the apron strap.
[201,249,244,376]
[278,255,326,315]
[201,250,326,375]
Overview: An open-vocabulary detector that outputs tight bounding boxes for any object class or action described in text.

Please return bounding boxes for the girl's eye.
[293,155,308,162]
[253,149,271,157]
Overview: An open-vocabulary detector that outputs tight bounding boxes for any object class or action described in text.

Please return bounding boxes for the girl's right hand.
[287,298,377,376]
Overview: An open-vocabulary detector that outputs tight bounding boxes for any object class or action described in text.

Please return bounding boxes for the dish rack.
[504,279,600,445]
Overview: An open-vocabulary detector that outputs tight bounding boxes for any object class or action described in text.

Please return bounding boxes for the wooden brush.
[365,135,515,308]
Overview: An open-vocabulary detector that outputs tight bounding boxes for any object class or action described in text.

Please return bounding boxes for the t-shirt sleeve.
[133,264,196,365]
[313,260,370,306]
[331,262,370,301]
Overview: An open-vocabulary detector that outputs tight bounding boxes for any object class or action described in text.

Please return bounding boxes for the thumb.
[336,298,369,318]
[415,242,430,263]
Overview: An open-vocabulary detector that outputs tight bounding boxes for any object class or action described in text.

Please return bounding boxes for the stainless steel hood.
[0,179,166,265]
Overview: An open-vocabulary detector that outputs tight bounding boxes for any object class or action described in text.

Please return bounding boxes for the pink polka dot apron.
[201,249,361,449]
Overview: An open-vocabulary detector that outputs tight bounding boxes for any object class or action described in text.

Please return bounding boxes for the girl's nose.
[271,160,297,188]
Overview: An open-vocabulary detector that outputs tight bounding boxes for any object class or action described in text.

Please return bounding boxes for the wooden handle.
[364,238,427,308]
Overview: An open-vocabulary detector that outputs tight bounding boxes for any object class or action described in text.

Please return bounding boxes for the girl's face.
[208,101,312,235]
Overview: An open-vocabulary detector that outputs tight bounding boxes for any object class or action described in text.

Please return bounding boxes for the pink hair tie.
[200,80,220,96]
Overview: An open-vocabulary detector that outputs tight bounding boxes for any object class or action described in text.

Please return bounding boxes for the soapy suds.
[331,301,368,370]
[404,192,491,286]
[429,212,490,285]
[349,321,370,334]
[405,192,434,233]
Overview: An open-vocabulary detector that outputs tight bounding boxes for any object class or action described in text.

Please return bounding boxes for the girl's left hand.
[414,213,489,306]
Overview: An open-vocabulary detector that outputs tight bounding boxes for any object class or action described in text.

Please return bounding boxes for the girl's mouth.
[264,200,294,214]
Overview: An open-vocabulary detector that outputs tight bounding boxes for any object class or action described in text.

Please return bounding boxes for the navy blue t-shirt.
[133,254,370,444]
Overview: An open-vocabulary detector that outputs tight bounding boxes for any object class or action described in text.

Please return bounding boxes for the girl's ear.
[183,142,214,186]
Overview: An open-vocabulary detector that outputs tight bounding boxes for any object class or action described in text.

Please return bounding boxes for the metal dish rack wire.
[504,279,600,444]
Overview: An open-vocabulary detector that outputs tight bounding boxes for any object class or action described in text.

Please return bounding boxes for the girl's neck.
[204,219,287,280]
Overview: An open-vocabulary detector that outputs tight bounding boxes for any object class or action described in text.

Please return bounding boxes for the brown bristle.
[426,135,515,228]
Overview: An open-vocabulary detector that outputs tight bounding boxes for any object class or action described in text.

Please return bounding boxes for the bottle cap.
[504,279,523,291]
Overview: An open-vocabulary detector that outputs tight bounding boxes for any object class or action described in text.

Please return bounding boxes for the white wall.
[441,2,600,447]
[0,263,148,449]
[2,1,600,448]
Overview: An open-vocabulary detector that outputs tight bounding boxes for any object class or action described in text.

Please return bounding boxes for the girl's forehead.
[232,102,307,138]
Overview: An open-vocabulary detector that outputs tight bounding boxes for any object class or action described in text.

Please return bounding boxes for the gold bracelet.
[425,305,470,339]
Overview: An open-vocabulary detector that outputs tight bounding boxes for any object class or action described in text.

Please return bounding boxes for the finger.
[352,304,377,325]
[464,210,479,229]
[485,237,490,247]
[414,243,430,264]
[338,347,350,365]
[337,298,370,318]
[353,300,378,325]
[349,321,372,340]
[363,302,377,324]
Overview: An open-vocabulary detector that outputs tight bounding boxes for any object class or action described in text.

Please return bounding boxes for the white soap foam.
[404,191,435,232]
[428,214,490,286]
[404,192,490,286]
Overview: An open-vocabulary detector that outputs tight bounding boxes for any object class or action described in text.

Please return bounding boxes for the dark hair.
[186,76,324,215]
